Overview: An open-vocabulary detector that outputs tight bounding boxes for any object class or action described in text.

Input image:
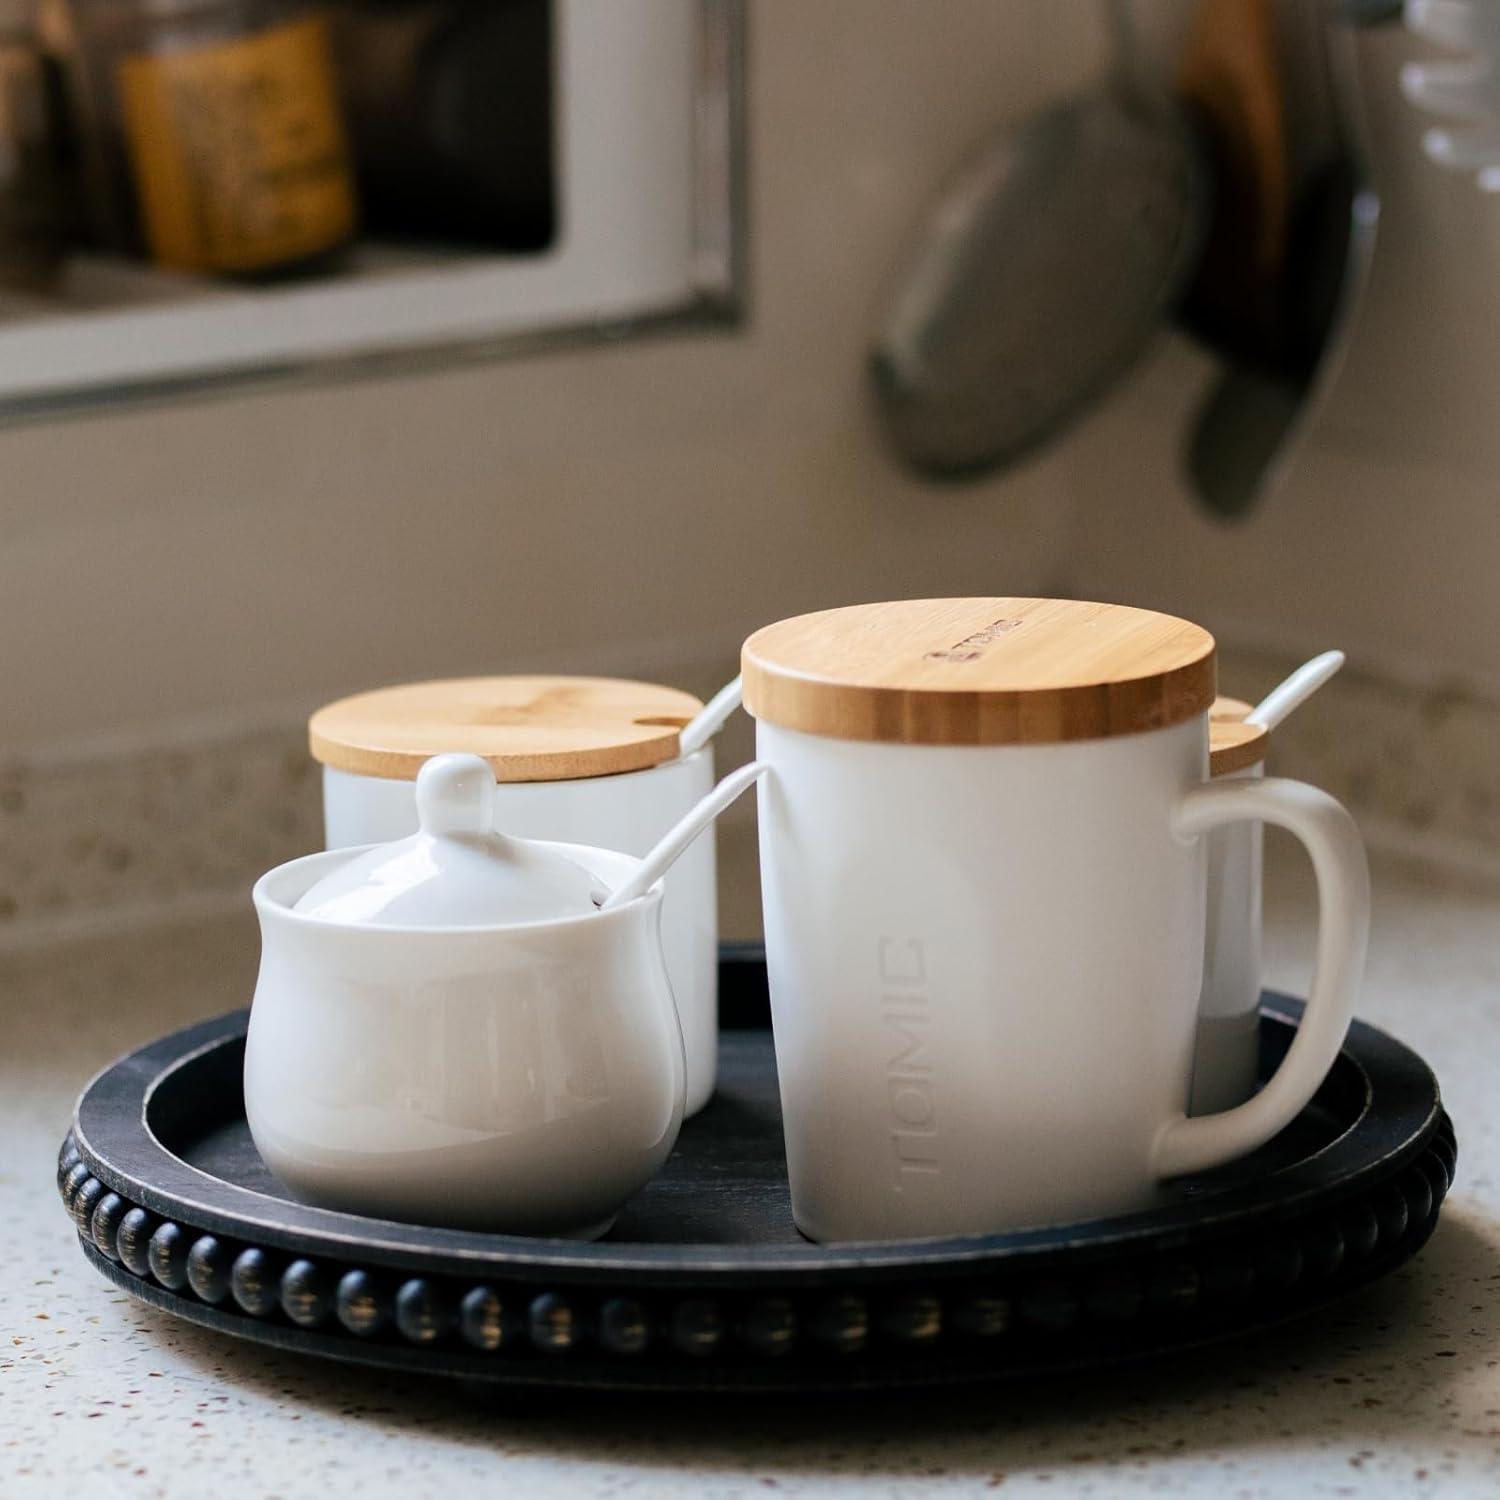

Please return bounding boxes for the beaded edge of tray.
[57,1110,1455,1392]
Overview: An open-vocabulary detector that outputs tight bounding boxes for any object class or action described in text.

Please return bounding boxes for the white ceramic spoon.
[678,674,743,757]
[1244,649,1346,731]
[602,759,767,911]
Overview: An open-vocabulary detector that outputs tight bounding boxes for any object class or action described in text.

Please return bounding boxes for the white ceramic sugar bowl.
[244,753,687,1239]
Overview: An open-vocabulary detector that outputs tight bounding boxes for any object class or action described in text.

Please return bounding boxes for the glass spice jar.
[0,0,70,289]
[52,0,356,275]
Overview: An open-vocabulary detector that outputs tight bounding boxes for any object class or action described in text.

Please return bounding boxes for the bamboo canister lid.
[742,598,1217,746]
[1210,696,1271,776]
[309,676,706,783]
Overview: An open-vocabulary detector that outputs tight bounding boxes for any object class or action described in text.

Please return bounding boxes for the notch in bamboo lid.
[309,676,706,783]
[742,598,1217,746]
[1209,696,1271,776]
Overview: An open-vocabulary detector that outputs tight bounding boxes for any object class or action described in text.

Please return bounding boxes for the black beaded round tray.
[59,947,1455,1393]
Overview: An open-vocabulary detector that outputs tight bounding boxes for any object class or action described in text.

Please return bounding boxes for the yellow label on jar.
[119,14,356,273]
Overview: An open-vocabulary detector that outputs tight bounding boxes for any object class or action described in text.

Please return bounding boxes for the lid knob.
[416,753,496,838]
[293,754,608,927]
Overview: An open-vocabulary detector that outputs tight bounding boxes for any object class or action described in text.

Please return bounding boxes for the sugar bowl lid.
[742,598,1217,746]
[1209,696,1271,776]
[309,676,706,784]
[295,754,606,926]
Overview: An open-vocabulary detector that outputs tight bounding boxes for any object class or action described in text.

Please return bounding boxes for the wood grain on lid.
[742,598,1217,746]
[1210,695,1271,776]
[309,676,705,783]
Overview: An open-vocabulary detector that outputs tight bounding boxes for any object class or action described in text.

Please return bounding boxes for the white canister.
[1191,698,1272,1116]
[742,599,1369,1243]
[309,676,724,1115]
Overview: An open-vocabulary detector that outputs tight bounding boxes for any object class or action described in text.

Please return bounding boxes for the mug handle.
[1151,776,1371,1179]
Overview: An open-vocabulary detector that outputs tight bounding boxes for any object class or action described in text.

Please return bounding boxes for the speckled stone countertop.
[4,847,1498,1499]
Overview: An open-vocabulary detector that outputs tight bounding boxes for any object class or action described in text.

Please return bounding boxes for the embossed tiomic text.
[923,617,1022,662]
[878,938,939,1187]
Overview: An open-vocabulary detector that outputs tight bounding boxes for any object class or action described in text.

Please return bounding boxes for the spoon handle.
[602,759,768,911]
[678,675,743,757]
[1245,650,1345,731]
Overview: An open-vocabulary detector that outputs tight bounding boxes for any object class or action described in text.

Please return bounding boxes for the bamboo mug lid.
[1209,696,1271,776]
[742,598,1218,746]
[309,676,706,783]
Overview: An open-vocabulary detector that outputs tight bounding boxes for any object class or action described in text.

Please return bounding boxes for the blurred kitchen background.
[3,0,1498,944]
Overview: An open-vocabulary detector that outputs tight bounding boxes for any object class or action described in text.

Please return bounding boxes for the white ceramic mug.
[752,715,1369,1242]
[246,842,684,1238]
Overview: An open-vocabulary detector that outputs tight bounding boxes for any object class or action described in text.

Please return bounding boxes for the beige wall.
[4,0,1106,752]
[12,4,1490,760]
[1067,21,1500,692]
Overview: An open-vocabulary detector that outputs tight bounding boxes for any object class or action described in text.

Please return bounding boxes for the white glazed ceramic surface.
[245,842,684,1237]
[1192,761,1264,1117]
[754,716,1370,1243]
[322,747,719,1115]
[304,753,608,927]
